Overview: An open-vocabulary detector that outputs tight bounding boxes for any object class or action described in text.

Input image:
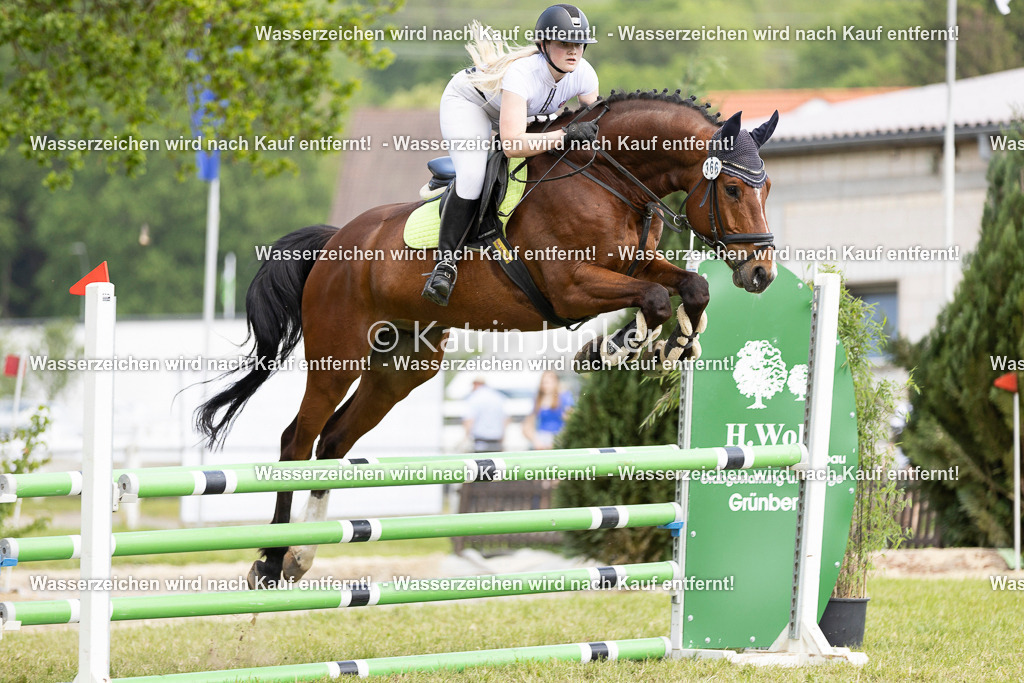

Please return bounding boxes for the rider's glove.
[562,121,599,148]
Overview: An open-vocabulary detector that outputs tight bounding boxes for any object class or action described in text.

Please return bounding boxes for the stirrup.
[421,259,458,306]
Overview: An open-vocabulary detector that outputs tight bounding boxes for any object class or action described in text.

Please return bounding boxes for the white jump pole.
[766,271,841,660]
[736,272,867,665]
[74,282,115,683]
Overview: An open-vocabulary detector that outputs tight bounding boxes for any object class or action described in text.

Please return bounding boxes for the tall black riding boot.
[422,192,479,306]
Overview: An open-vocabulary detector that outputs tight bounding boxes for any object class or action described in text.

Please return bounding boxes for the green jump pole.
[114,637,672,682]
[2,503,681,563]
[116,444,806,499]
[2,561,677,626]
[0,445,677,501]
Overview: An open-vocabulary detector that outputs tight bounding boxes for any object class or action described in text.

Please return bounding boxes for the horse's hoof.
[573,338,603,372]
[642,341,673,376]
[282,546,315,582]
[247,560,280,590]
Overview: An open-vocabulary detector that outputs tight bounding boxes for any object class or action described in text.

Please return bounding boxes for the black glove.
[562,121,599,148]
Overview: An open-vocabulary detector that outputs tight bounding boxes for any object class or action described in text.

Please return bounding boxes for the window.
[847,283,898,358]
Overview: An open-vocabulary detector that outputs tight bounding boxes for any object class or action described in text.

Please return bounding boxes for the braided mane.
[602,89,722,127]
[527,89,723,133]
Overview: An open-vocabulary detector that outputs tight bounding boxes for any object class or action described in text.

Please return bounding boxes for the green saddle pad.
[403,165,527,249]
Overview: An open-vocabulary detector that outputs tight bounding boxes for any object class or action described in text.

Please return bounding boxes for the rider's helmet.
[534,4,597,72]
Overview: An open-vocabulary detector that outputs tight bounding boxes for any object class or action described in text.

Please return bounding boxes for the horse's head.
[685,110,779,293]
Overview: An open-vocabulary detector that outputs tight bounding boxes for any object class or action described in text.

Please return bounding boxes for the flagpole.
[942,0,956,302]
[1014,389,1020,571]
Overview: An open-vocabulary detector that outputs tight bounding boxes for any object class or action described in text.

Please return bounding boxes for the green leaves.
[0,0,400,188]
[900,126,1024,547]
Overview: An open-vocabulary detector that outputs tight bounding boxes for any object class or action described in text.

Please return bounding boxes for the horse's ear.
[719,111,742,146]
[750,110,780,149]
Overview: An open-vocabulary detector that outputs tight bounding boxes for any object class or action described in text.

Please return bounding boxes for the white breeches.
[439,80,494,200]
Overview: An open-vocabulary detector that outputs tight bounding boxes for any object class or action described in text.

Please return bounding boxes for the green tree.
[553,358,678,564]
[0,1,399,188]
[0,150,48,316]
[22,150,336,318]
[0,407,52,538]
[898,127,1024,546]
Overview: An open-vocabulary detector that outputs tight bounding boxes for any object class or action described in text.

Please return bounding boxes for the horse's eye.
[725,185,740,198]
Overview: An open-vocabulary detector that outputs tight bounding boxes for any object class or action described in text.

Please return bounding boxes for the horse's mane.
[531,89,723,131]
[603,89,722,127]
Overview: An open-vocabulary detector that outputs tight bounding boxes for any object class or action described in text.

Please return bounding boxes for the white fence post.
[74,282,115,683]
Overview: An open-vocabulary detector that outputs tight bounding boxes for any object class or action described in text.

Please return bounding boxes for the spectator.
[523,371,574,450]
[463,376,508,452]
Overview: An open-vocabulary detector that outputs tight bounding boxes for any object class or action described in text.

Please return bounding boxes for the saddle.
[405,150,524,251]
[405,151,587,329]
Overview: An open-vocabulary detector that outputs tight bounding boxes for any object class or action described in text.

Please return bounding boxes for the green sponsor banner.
[682,260,857,649]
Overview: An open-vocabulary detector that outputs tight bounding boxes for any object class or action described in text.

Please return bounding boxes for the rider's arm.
[499,91,568,158]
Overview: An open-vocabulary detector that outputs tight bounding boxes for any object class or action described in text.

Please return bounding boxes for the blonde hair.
[463,20,539,94]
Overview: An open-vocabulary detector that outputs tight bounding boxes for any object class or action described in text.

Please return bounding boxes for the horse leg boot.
[421,192,479,306]
[281,489,329,582]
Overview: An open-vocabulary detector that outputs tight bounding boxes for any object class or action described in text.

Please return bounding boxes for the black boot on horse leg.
[649,305,709,367]
[574,310,663,369]
[422,191,480,306]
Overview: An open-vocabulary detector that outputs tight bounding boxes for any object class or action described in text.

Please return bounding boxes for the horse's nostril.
[753,266,767,288]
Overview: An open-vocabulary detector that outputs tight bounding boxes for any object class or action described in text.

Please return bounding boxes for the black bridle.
[514,100,776,273]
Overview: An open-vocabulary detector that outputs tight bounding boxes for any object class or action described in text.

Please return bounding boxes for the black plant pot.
[818,597,869,648]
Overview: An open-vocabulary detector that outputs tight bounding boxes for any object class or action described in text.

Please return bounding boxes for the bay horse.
[196,90,781,588]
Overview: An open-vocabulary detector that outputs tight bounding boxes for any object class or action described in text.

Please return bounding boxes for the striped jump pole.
[114,637,672,682]
[0,271,857,679]
[115,444,807,501]
[0,445,675,502]
[1,561,678,626]
[0,454,433,501]
[2,503,682,564]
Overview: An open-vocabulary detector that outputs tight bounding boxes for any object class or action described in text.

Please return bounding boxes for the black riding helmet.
[534,4,597,74]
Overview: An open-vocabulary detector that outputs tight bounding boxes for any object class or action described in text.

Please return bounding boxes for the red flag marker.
[3,355,19,377]
[69,261,110,296]
[994,372,1019,393]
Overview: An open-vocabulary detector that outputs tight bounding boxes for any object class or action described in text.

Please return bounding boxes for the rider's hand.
[562,121,599,148]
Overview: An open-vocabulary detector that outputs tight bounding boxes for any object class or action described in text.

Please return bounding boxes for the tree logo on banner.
[733,340,787,409]
[787,364,809,401]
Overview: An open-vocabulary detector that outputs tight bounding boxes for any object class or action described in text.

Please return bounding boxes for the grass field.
[3,576,1022,682]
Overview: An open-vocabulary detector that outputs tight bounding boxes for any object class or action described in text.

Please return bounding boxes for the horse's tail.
[195,224,340,449]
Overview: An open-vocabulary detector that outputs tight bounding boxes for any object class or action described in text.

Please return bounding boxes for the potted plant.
[819,270,911,647]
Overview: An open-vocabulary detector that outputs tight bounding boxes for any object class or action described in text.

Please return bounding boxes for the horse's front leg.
[632,256,710,364]
[559,265,674,369]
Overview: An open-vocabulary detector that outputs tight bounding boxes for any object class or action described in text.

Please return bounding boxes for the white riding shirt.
[447,53,599,127]
[439,52,598,199]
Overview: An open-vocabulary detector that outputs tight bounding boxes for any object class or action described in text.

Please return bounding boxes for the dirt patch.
[870,547,1023,579]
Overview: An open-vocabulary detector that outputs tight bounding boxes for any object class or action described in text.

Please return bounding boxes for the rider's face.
[545,41,582,73]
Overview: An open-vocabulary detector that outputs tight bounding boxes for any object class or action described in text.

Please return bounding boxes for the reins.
[504,98,775,273]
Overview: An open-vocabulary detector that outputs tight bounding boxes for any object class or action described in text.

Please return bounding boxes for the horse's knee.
[681,275,710,311]
[640,286,672,324]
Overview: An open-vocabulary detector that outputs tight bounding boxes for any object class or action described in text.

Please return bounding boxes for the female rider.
[422,4,601,306]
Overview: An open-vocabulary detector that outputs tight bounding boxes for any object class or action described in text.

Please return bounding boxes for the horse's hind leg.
[249,367,360,589]
[281,327,448,582]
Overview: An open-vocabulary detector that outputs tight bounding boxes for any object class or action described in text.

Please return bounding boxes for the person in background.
[522,370,574,450]
[463,376,508,452]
